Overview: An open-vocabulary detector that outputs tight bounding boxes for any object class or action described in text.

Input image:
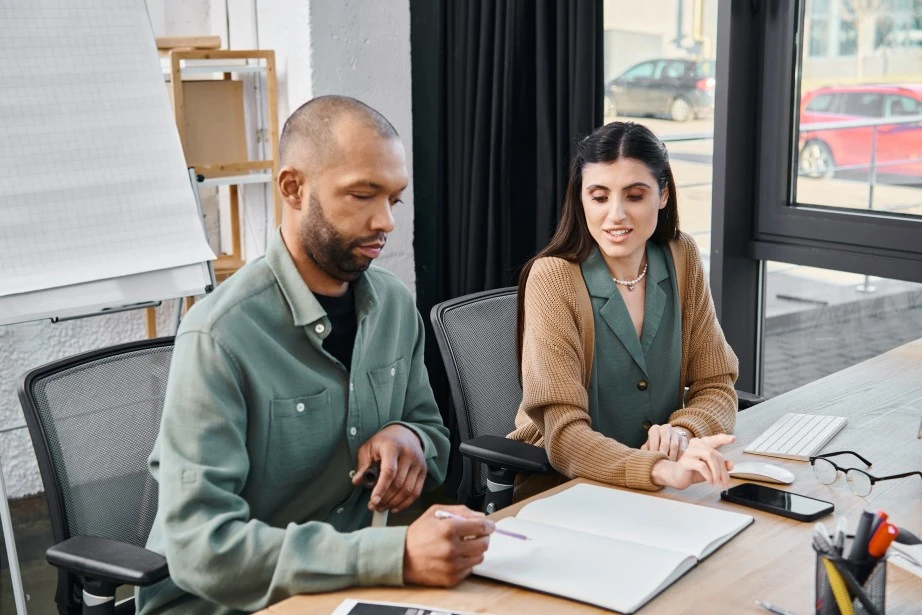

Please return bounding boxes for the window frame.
[712,0,922,395]
[749,0,922,283]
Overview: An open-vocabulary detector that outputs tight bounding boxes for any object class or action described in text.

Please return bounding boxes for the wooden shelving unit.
[145,44,280,337]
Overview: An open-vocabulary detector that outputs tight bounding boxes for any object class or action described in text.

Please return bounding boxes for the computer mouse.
[729,461,796,484]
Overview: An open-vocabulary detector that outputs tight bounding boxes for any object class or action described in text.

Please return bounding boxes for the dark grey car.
[605,58,715,122]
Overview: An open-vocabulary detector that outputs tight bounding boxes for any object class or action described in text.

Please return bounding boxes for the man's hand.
[404,505,494,587]
[651,434,735,490]
[352,424,427,513]
[640,424,690,460]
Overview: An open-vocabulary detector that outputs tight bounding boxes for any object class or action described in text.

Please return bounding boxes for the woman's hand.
[650,434,735,490]
[640,424,690,460]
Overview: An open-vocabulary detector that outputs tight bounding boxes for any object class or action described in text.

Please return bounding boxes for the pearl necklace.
[612,260,648,292]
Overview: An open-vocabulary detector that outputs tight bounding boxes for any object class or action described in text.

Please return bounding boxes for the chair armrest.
[459,435,552,474]
[46,535,169,587]
[736,389,766,410]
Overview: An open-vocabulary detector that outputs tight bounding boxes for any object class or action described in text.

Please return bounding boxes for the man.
[137,96,493,615]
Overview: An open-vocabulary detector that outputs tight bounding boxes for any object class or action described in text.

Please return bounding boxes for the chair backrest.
[18,337,173,613]
[430,288,523,503]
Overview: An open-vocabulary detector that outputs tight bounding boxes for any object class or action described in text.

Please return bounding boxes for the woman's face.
[581,157,667,265]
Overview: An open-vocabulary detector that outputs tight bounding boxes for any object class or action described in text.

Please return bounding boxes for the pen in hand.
[434,509,530,541]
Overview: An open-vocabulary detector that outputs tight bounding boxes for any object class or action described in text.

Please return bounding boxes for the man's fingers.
[387,466,422,513]
[377,457,412,510]
[450,517,495,539]
[353,445,375,486]
[429,504,484,519]
[413,470,427,501]
[455,535,491,558]
[370,454,399,507]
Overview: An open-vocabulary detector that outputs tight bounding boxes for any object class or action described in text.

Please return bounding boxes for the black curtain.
[411,0,603,500]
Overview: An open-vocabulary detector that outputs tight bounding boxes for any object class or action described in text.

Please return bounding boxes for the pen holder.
[814,539,886,615]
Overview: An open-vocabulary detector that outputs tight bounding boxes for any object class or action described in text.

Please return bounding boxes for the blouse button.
[314,323,325,334]
[296,403,305,412]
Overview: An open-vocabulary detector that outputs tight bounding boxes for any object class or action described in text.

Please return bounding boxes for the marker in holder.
[814,537,886,615]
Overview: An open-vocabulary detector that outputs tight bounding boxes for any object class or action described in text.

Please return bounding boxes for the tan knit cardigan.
[509,232,739,492]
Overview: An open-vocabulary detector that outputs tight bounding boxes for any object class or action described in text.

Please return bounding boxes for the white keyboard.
[744,413,848,461]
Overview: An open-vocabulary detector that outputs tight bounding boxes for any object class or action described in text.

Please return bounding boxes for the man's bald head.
[279,95,399,175]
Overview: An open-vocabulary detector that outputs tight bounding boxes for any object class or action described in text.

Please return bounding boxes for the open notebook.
[474,483,753,613]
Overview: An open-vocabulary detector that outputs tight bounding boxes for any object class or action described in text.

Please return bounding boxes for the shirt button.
[336,507,344,514]
[348,470,356,479]
[296,403,305,412]
[390,367,396,376]
[637,379,648,391]
[350,427,357,436]
[349,382,354,392]
[314,323,325,334]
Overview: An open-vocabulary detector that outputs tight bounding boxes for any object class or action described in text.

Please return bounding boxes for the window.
[662,61,686,79]
[621,61,656,80]
[715,0,922,394]
[763,262,922,397]
[805,93,836,112]
[841,93,884,117]
[603,0,719,287]
[694,60,715,78]
[887,95,922,117]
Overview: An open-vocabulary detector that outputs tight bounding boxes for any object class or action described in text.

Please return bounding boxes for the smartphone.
[720,482,834,521]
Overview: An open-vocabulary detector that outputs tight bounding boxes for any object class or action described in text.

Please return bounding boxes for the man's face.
[295,125,408,283]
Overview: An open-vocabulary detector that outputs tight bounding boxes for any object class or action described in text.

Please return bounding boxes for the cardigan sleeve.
[512,258,668,491]
[667,235,739,438]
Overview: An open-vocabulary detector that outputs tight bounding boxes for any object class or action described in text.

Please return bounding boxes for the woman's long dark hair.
[515,121,680,372]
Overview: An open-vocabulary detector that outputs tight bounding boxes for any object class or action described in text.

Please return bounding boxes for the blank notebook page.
[0,0,214,296]
[476,517,696,614]
[518,483,753,558]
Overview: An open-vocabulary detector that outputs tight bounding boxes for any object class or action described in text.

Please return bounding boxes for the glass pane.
[795,0,922,212]
[603,0,718,267]
[762,261,922,397]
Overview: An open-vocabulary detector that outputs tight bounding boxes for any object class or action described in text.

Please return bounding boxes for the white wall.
[0,0,416,499]
[253,0,417,287]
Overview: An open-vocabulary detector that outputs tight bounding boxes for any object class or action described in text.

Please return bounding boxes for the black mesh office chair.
[430,288,552,513]
[18,338,173,615]
[430,287,764,514]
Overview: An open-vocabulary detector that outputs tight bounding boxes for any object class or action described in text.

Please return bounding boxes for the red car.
[798,84,922,179]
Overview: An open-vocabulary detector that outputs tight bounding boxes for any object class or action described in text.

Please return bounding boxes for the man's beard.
[299,192,386,282]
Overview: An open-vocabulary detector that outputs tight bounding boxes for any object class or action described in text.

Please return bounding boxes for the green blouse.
[581,241,682,447]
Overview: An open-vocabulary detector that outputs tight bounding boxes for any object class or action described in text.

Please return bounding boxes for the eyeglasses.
[809,451,922,497]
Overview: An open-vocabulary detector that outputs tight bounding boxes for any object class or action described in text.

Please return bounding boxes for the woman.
[509,121,738,496]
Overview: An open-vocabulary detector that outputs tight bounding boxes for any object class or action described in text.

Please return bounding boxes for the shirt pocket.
[264,390,333,486]
[368,357,407,424]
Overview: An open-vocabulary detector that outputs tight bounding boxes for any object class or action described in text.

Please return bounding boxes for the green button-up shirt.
[582,242,682,447]
[137,230,450,615]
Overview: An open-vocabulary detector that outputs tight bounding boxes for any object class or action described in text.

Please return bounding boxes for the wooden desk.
[261,339,922,614]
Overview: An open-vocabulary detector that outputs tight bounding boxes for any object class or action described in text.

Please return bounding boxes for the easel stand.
[0,459,28,613]
[0,170,213,615]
